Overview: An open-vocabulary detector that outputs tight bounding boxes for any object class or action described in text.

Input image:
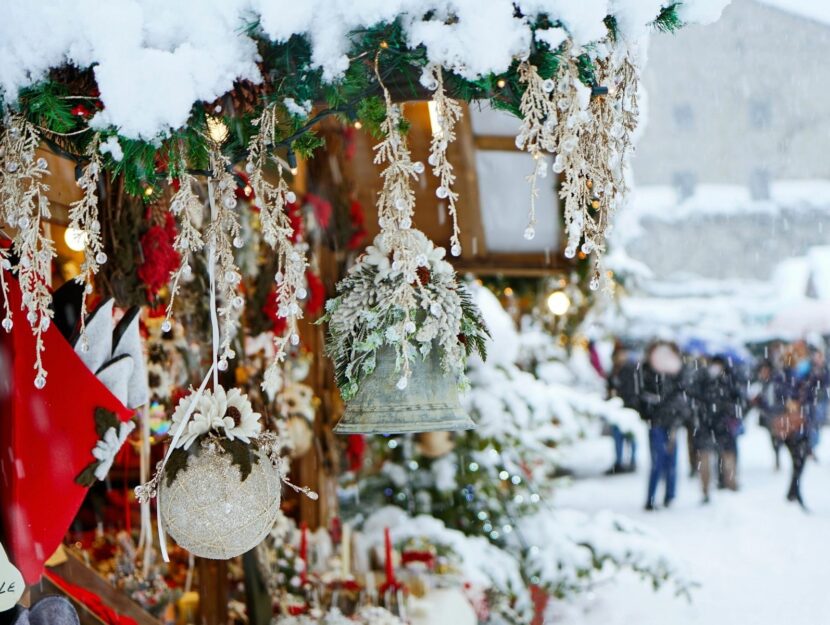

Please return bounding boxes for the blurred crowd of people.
[605,339,828,511]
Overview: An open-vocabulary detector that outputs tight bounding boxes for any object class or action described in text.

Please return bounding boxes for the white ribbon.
[152,177,223,563]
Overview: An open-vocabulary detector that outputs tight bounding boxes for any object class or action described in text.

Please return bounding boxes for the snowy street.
[552,422,830,624]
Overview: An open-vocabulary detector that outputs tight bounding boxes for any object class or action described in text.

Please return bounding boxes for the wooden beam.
[473,135,522,152]
[454,105,488,259]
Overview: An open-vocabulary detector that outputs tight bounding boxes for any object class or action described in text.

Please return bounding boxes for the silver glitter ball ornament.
[158,445,282,560]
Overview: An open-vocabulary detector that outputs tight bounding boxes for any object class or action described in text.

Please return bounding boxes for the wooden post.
[197,558,228,625]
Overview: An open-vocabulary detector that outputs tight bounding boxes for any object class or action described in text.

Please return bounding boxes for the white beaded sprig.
[68,134,106,351]
[0,115,55,387]
[424,64,464,257]
[369,78,433,386]
[206,147,243,368]
[163,169,205,332]
[245,103,307,396]
[515,61,557,241]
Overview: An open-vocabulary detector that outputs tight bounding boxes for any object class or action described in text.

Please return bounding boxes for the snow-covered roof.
[613,181,830,248]
[0,0,730,139]
[755,0,830,26]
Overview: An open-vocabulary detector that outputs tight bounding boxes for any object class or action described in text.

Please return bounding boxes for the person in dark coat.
[607,344,640,474]
[640,341,689,510]
[692,355,744,502]
[769,359,811,509]
[748,359,785,470]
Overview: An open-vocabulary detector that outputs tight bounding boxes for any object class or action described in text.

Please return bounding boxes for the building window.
[673,104,694,130]
[748,99,772,129]
[749,168,771,201]
[673,171,697,201]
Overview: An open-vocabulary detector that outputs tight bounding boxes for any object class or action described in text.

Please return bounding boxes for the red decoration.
[343,126,357,161]
[0,272,134,583]
[137,212,180,300]
[401,550,436,569]
[380,527,403,594]
[304,270,325,318]
[347,198,367,251]
[71,104,93,118]
[44,570,139,625]
[303,193,332,230]
[287,200,303,243]
[345,434,366,472]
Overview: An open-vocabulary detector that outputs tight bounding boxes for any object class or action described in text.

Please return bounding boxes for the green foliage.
[8,7,683,197]
[164,447,191,488]
[652,3,684,33]
[18,82,79,134]
[219,437,261,482]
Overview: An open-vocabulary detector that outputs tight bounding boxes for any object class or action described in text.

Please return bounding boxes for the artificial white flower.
[171,390,219,450]
[215,386,262,443]
[92,420,136,480]
[362,233,394,282]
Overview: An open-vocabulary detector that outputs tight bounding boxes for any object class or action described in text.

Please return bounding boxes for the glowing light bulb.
[546,290,570,316]
[427,100,442,135]
[206,115,229,144]
[64,227,87,252]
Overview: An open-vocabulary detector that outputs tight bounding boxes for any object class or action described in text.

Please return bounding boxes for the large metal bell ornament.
[158,443,282,560]
[333,343,474,435]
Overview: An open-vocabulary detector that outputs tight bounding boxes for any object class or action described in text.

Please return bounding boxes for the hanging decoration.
[424,64,463,257]
[135,150,315,560]
[0,2,705,381]
[245,103,307,395]
[67,133,106,350]
[323,69,489,433]
[0,115,55,387]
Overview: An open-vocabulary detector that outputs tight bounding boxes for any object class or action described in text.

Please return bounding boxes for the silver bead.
[161,320,172,332]
[182,263,192,278]
[542,78,555,93]
[26,311,37,324]
[394,197,407,211]
[286,191,297,204]
[400,217,411,229]
[232,236,244,248]
[95,251,108,265]
[223,196,237,210]
[412,161,425,174]
[564,246,576,259]
[245,162,255,174]
[18,216,30,229]
[451,244,461,257]
[435,186,449,199]
[232,296,244,309]
[34,374,46,389]
[36,157,48,169]
[1,317,12,332]
[296,287,307,299]
[6,162,18,173]
[589,276,600,291]
[396,376,408,390]
[217,359,229,371]
[290,333,300,346]
[523,226,535,240]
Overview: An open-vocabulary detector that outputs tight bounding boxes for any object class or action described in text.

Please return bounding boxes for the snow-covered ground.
[549,422,830,625]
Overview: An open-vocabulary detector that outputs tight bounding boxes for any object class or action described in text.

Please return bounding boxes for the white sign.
[0,542,24,611]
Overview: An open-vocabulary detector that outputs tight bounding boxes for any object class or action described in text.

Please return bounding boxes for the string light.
[546,291,570,316]
[206,115,229,144]
[353,120,363,130]
[64,227,87,252]
[496,78,506,89]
